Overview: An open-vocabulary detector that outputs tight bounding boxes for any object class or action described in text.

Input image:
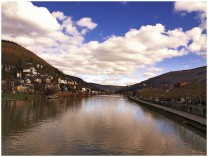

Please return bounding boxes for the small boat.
[46,94,58,99]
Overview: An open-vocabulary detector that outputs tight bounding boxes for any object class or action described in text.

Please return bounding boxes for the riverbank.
[58,91,97,97]
[2,92,98,101]
[2,93,43,101]
[129,96,206,133]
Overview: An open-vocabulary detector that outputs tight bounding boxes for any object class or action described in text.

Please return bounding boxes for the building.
[16,72,22,78]
[15,85,26,92]
[34,78,42,84]
[23,69,31,73]
[46,78,52,84]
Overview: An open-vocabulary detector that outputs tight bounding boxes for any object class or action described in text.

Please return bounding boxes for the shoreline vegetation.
[2,92,98,101]
[2,93,43,101]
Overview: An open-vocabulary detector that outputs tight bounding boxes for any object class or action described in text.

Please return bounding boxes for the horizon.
[2,1,207,86]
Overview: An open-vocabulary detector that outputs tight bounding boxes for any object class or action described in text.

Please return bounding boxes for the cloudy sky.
[2,1,207,85]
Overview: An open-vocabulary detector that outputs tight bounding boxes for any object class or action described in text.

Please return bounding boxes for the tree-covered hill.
[117,66,207,94]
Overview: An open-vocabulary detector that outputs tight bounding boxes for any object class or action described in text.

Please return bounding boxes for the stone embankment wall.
[129,96,206,133]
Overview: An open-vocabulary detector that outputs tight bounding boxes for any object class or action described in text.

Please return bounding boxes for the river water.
[2,95,206,155]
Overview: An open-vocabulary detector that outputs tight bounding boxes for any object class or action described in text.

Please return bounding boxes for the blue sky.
[33,2,201,40]
[2,1,207,85]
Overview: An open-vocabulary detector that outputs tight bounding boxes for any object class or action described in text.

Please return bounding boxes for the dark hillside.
[89,83,124,92]
[2,40,55,74]
[117,66,207,94]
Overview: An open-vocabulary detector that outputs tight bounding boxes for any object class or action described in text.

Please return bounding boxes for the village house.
[180,82,190,86]
[81,88,86,92]
[16,72,22,78]
[67,80,73,85]
[34,78,42,84]
[61,80,67,84]
[68,80,77,85]
[46,77,52,84]
[15,85,26,93]
[58,78,62,84]
[25,78,31,84]
[23,68,31,73]
[31,67,37,75]
[92,91,98,94]
[36,64,40,68]
[180,97,186,104]
[174,82,190,88]
[23,67,37,75]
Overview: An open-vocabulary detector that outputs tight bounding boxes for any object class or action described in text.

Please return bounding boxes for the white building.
[92,91,98,94]
[61,80,67,84]
[34,78,42,84]
[23,67,37,74]
[81,88,86,92]
[17,72,22,78]
[30,67,37,74]
[23,69,30,73]
[58,78,62,84]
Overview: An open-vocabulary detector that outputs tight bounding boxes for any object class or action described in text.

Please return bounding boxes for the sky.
[1,1,207,86]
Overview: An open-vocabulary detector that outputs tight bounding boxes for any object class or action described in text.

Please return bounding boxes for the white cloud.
[77,17,97,30]
[2,1,60,33]
[61,17,80,36]
[186,27,207,57]
[1,1,90,52]
[37,24,192,79]
[52,11,67,21]
[174,1,207,30]
[174,1,207,13]
[143,67,162,78]
[174,1,207,57]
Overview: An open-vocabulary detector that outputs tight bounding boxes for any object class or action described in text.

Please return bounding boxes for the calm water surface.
[2,95,206,155]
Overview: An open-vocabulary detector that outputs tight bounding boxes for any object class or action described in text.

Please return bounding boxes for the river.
[2,95,206,155]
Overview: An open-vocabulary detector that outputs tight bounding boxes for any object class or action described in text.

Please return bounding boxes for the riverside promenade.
[130,97,206,126]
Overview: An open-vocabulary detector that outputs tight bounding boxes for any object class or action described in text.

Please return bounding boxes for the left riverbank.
[2,92,99,101]
[2,93,43,101]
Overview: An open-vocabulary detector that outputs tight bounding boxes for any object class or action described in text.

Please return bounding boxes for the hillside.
[117,66,207,94]
[1,40,98,90]
[89,83,124,92]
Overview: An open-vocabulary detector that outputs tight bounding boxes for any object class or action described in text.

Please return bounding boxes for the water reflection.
[2,97,83,139]
[2,96,206,155]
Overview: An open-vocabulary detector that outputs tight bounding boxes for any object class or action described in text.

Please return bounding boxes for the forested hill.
[89,83,124,92]
[117,66,207,94]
